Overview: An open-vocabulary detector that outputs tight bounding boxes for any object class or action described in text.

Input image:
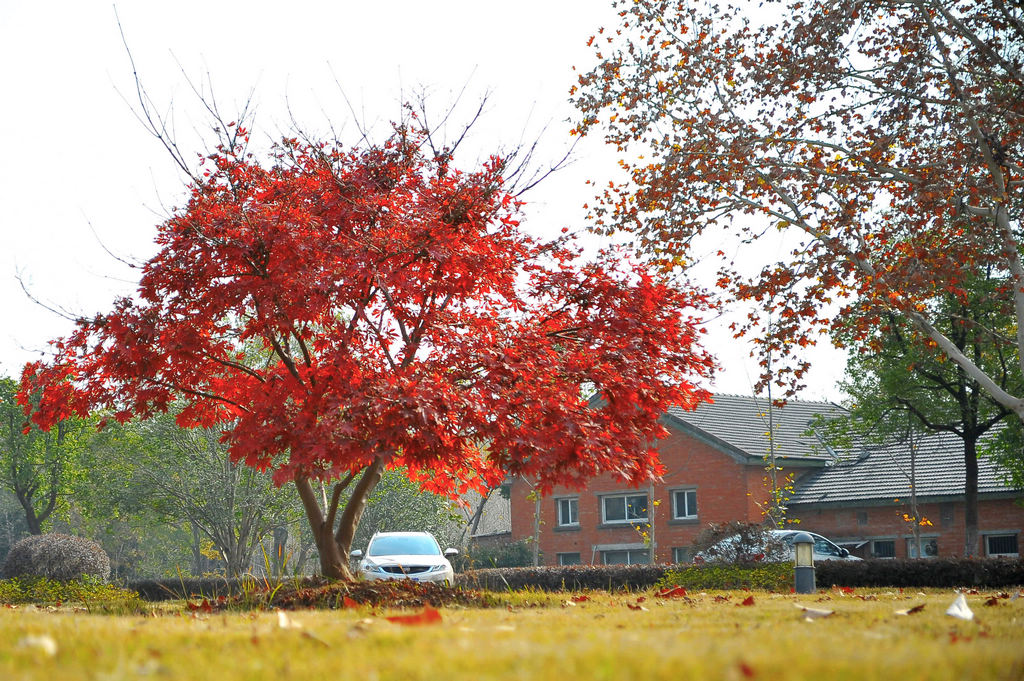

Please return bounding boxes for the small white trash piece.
[945,593,974,621]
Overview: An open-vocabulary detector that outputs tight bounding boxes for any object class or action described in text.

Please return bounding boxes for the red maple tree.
[571,0,1023,417]
[20,121,714,578]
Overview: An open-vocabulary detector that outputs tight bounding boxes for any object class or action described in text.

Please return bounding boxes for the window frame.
[601,548,651,565]
[600,492,649,525]
[555,496,579,528]
[906,536,939,558]
[871,538,896,559]
[557,552,582,566]
[985,533,1019,557]
[670,488,698,521]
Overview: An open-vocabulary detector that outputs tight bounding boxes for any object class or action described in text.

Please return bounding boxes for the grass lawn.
[1,587,1022,681]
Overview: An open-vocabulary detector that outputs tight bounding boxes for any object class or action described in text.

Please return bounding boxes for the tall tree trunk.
[295,476,351,579]
[963,438,979,557]
[295,456,386,580]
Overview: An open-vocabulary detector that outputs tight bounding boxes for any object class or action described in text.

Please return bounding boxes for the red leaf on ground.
[385,606,442,626]
[984,597,1000,607]
[714,595,730,603]
[186,598,213,613]
[739,595,755,606]
[739,661,756,678]
[571,595,590,603]
[626,603,648,611]
[655,586,688,598]
[343,596,359,609]
[839,586,854,594]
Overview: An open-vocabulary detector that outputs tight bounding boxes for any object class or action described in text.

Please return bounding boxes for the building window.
[856,511,868,526]
[672,547,691,563]
[601,493,649,524]
[556,497,579,527]
[602,548,650,565]
[672,489,698,520]
[872,539,895,559]
[906,537,939,558]
[558,552,581,566]
[986,534,1019,557]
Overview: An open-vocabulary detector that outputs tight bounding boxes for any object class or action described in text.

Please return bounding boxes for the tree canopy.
[21,118,714,578]
[572,0,1023,415]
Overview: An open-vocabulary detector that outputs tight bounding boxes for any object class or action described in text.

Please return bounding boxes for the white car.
[695,529,862,563]
[350,531,458,585]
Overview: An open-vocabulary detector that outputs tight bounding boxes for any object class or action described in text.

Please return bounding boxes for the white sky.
[0,0,847,402]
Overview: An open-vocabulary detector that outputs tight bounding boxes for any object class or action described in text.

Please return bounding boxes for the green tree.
[0,376,84,535]
[837,268,1020,555]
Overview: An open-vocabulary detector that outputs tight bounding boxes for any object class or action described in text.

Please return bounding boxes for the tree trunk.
[293,456,387,580]
[334,456,385,557]
[963,437,979,557]
[295,476,351,579]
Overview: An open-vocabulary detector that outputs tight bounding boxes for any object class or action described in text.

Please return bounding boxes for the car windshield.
[368,535,441,557]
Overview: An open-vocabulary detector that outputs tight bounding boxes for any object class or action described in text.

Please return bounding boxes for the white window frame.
[601,493,649,524]
[672,546,691,563]
[671,488,697,520]
[556,497,579,527]
[985,533,1019,557]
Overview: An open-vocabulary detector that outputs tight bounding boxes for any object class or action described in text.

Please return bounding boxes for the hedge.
[456,557,1024,592]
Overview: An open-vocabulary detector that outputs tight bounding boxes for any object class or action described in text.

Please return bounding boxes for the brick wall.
[507,425,775,565]
[789,497,1024,558]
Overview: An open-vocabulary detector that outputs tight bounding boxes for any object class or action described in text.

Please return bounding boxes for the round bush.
[1,533,110,582]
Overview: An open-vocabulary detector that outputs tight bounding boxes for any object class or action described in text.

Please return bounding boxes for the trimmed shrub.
[457,557,1024,592]
[658,563,793,591]
[1,533,110,582]
[457,564,670,591]
[816,556,1024,589]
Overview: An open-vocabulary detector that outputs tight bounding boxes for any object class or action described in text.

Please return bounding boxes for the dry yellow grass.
[1,588,1022,681]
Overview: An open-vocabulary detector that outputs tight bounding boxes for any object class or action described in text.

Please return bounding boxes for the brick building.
[505,394,1024,565]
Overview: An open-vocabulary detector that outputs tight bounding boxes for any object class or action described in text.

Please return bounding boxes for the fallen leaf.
[571,595,590,603]
[385,606,442,626]
[739,595,755,607]
[342,596,359,609]
[301,630,330,647]
[738,661,756,678]
[655,586,688,598]
[894,604,925,616]
[277,610,302,629]
[946,593,974,621]
[626,603,648,611]
[795,603,833,619]
[17,635,57,657]
[838,586,854,595]
[984,596,1000,607]
[561,600,576,608]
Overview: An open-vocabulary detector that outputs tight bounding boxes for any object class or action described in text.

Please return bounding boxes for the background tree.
[22,112,715,580]
[572,0,1023,418]
[835,267,1019,554]
[1,376,83,535]
[81,412,301,577]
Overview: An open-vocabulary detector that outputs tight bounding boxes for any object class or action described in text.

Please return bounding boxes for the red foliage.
[20,123,713,502]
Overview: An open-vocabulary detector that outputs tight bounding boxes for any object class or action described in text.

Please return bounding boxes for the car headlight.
[426,564,447,573]
[363,562,387,573]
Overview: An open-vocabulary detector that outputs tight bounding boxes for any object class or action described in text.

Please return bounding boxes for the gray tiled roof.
[666,393,849,462]
[789,428,1023,505]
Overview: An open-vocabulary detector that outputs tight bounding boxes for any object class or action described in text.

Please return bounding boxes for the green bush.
[0,575,145,613]
[657,563,792,591]
[460,539,533,570]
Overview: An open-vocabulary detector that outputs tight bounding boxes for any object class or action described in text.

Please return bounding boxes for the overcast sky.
[0,0,847,402]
